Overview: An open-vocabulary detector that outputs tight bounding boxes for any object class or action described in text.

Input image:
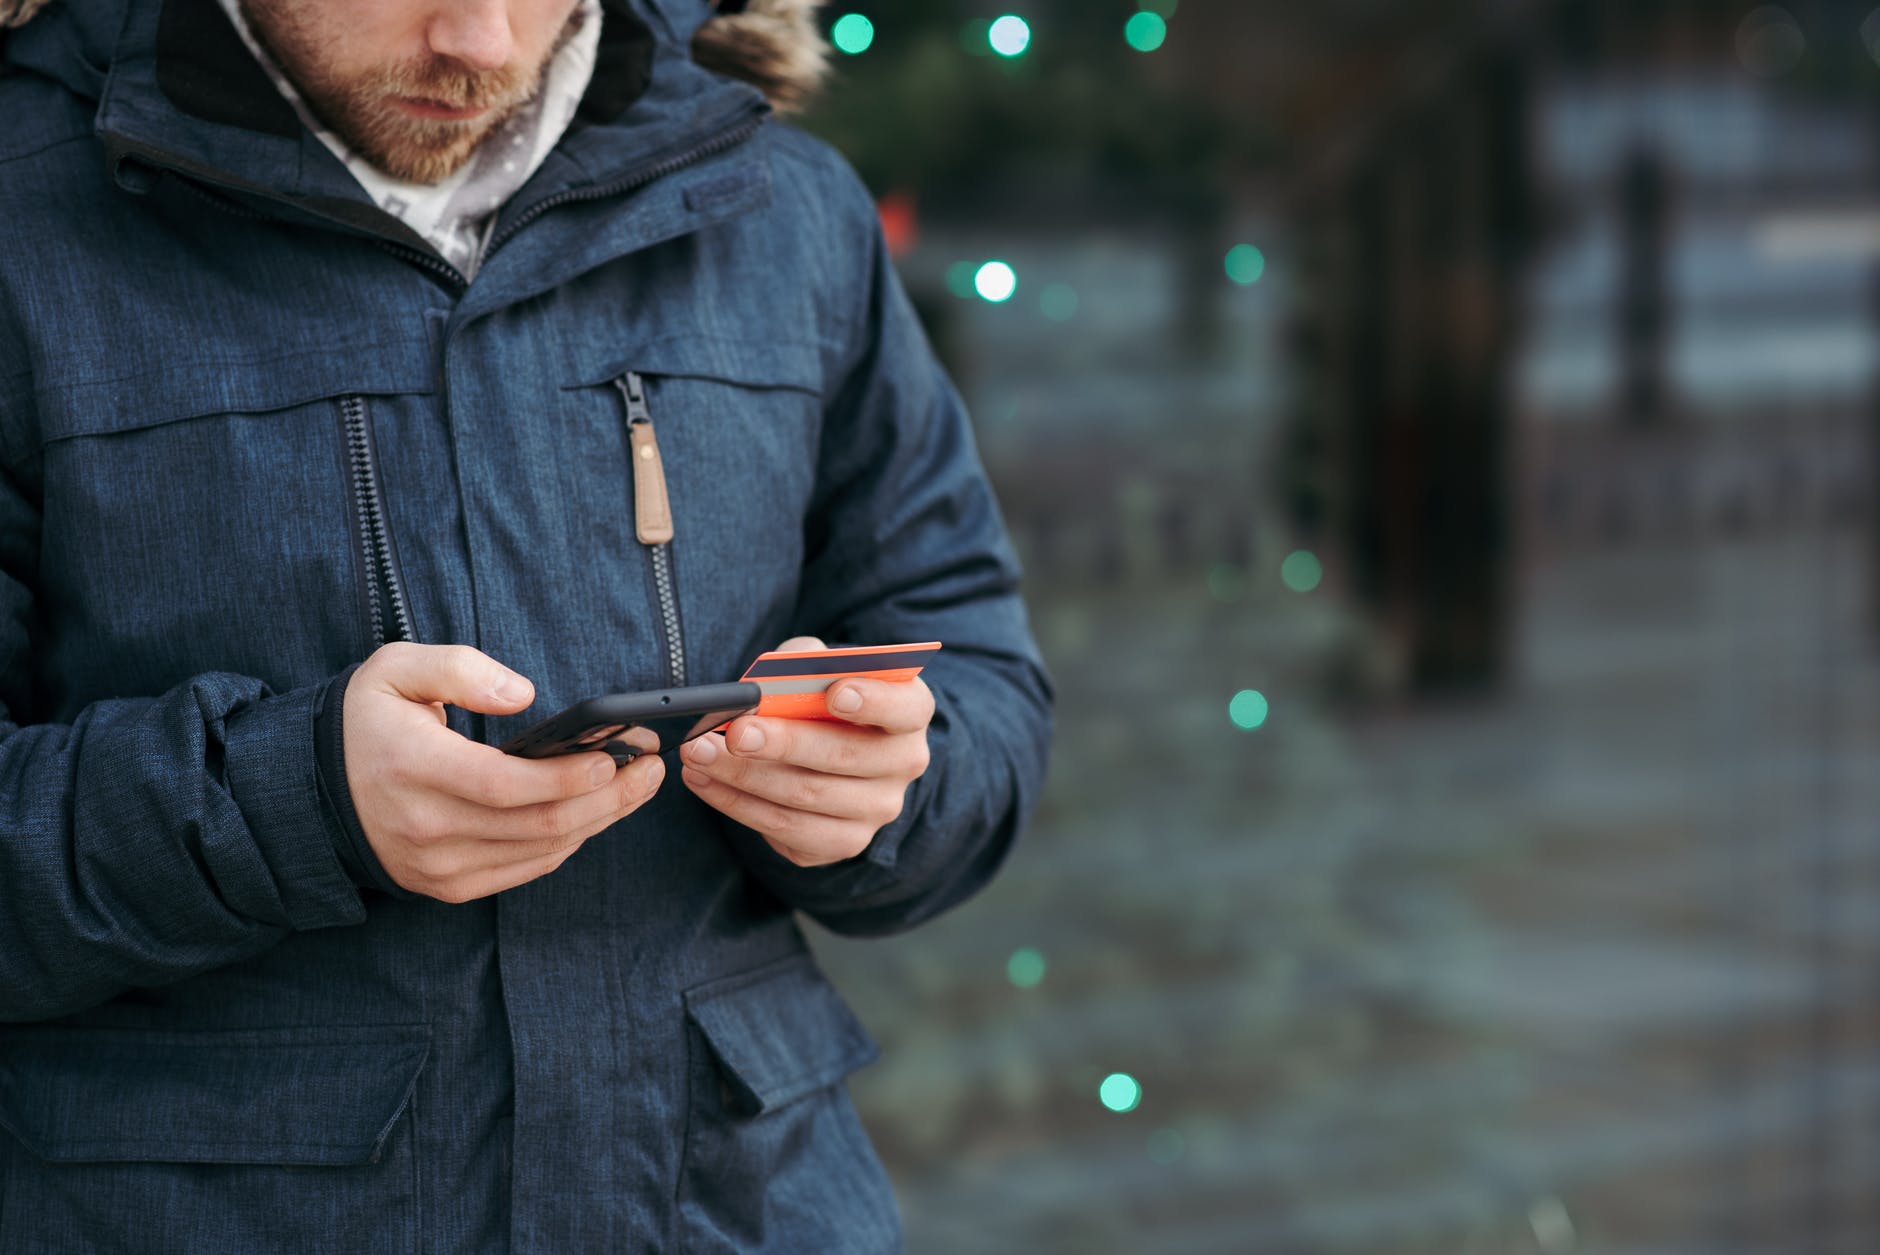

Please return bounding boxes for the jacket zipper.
[340,396,416,645]
[160,164,469,291]
[614,372,686,687]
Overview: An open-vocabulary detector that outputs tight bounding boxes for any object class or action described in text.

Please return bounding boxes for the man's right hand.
[342,642,663,903]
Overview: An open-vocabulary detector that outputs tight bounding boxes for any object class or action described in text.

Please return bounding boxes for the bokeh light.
[831,13,875,56]
[945,261,978,299]
[1040,283,1079,322]
[1147,1128,1185,1164]
[1735,6,1804,77]
[1100,1072,1143,1113]
[974,261,1018,303]
[1124,11,1167,53]
[1007,947,1047,988]
[1280,550,1323,593]
[1229,689,1268,731]
[1225,243,1266,285]
[989,15,1032,57]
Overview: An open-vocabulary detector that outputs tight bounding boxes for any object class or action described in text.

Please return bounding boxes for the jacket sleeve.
[713,200,1054,936]
[0,458,368,1023]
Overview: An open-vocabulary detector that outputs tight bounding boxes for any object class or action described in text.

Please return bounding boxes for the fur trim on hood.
[1,0,829,111]
[691,0,826,113]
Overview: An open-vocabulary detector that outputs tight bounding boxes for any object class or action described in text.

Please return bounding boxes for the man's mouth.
[391,96,490,122]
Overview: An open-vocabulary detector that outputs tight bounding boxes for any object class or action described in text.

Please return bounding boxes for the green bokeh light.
[1040,283,1079,322]
[1225,243,1266,285]
[1007,947,1047,989]
[974,261,1018,303]
[1280,550,1323,593]
[1147,1128,1185,1164]
[1124,11,1167,52]
[945,261,978,299]
[1100,1072,1142,1113]
[1229,689,1268,731]
[1206,562,1246,603]
[831,13,874,55]
[989,14,1032,57]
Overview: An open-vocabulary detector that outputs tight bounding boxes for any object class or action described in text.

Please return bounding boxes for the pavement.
[810,520,1880,1254]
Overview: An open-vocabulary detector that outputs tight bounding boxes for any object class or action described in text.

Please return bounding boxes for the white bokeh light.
[988,15,1031,57]
[974,261,1017,303]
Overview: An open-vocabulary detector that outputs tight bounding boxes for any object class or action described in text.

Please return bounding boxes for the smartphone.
[501,642,943,766]
[500,682,762,765]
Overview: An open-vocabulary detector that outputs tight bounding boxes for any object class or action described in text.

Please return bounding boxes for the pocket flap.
[0,1025,430,1166]
[685,955,878,1115]
[570,335,826,395]
[30,340,435,444]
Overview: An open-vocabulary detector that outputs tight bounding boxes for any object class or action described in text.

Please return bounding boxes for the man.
[0,0,1051,1249]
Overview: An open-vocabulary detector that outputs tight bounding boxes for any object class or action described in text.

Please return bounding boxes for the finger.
[413,753,664,843]
[682,749,892,823]
[424,739,625,810]
[471,753,665,841]
[432,839,596,904]
[824,675,934,735]
[679,766,877,866]
[689,716,926,782]
[773,635,827,653]
[366,641,535,715]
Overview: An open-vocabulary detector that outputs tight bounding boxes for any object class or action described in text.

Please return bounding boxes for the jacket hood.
[1,0,827,112]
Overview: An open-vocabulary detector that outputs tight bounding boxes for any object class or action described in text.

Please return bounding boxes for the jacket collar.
[15,0,764,258]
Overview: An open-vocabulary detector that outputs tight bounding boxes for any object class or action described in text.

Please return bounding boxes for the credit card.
[740,642,941,721]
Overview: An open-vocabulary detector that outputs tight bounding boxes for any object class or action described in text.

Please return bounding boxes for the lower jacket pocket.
[0,1024,428,1255]
[677,954,900,1255]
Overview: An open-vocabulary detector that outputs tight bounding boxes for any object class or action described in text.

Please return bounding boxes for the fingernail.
[735,724,765,753]
[832,686,863,714]
[689,736,720,765]
[492,672,530,703]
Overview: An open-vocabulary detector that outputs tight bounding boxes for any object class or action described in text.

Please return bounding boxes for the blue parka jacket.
[0,0,1052,1249]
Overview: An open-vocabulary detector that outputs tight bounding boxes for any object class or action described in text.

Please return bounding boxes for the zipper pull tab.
[616,372,674,545]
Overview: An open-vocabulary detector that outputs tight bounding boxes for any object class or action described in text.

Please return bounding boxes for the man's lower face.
[332,58,539,184]
[239,1,551,184]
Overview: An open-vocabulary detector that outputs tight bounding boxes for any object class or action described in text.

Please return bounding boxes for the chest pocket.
[0,1025,429,1255]
[525,336,829,713]
[26,347,436,716]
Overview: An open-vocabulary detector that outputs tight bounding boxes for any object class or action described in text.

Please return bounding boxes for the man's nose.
[426,1,516,71]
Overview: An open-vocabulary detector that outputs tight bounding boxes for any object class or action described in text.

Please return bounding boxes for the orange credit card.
[739,642,941,722]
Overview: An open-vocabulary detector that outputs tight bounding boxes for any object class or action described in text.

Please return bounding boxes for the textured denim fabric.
[0,0,1053,1249]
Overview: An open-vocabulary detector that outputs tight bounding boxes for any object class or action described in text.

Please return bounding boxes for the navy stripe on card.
[741,647,939,680]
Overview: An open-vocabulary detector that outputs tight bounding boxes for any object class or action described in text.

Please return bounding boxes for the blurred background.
[795,2,1880,1251]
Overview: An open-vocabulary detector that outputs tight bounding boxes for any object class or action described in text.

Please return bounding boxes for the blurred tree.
[799,1,1274,360]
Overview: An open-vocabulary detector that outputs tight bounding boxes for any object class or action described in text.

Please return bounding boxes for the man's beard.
[240,2,549,185]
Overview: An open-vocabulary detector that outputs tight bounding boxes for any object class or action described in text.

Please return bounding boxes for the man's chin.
[354,130,487,185]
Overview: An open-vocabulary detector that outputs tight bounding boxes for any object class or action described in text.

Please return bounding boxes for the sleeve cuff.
[221,679,369,932]
[313,665,413,899]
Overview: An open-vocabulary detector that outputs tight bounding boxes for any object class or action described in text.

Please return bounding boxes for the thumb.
[774,635,827,653]
[366,642,535,714]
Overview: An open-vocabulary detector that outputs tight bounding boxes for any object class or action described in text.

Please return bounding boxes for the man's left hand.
[679,636,934,867]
